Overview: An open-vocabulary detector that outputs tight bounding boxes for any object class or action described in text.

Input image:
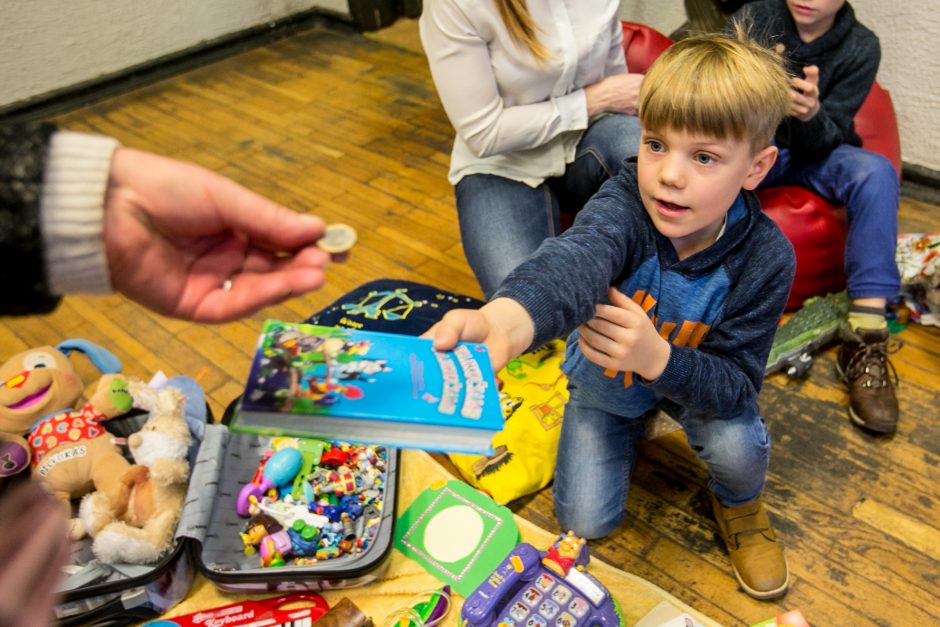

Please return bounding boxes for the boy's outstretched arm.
[578,288,671,381]
[427,297,535,372]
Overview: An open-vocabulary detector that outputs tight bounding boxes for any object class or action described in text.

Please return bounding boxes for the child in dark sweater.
[732,0,902,434]
[430,31,795,599]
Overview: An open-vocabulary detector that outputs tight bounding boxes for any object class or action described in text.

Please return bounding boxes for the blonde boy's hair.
[639,25,790,152]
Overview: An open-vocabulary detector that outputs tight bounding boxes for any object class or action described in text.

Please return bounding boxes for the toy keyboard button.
[568,597,590,618]
[555,612,577,627]
[536,573,556,591]
[538,600,560,619]
[510,602,530,621]
[550,585,572,604]
[497,619,517,627]
[522,586,542,607]
[525,616,548,627]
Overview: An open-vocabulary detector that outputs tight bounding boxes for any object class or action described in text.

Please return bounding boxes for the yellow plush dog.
[0,340,149,539]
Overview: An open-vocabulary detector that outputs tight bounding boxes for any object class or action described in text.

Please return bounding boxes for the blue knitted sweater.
[493,162,795,421]
[732,0,880,160]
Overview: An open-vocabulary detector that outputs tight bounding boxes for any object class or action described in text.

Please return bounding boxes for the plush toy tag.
[108,378,133,413]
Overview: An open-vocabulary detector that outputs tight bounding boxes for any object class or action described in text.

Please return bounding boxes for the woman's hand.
[103,147,334,322]
[585,73,645,117]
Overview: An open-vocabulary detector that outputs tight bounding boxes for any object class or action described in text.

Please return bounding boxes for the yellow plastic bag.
[449,339,568,504]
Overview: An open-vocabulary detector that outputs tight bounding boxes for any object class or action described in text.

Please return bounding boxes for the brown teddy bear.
[79,380,192,563]
[0,340,151,539]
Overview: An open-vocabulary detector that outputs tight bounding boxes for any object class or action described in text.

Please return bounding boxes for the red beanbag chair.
[757,187,848,305]
[621,21,673,73]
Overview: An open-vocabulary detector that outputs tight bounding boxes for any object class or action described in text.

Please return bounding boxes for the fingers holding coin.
[318,223,358,262]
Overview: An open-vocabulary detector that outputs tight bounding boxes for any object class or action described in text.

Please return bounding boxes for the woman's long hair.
[495,0,550,60]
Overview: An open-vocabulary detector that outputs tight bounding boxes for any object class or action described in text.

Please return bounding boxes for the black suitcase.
[181,406,399,594]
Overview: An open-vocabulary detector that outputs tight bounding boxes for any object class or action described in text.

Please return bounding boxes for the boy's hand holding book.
[426,298,535,373]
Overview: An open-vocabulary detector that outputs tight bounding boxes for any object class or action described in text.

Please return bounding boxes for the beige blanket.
[163,450,721,626]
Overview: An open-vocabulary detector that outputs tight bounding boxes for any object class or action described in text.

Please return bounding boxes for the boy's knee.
[843,149,898,188]
[696,416,770,470]
[554,503,623,540]
[553,483,624,540]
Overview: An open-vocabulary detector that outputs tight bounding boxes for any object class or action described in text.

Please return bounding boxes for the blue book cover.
[232,320,503,454]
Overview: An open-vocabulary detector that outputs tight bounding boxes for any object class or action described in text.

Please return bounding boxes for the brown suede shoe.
[711,493,789,600]
[837,325,899,434]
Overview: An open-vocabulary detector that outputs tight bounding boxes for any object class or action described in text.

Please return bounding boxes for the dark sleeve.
[493,172,644,348]
[778,34,880,158]
[648,223,796,419]
[0,121,61,315]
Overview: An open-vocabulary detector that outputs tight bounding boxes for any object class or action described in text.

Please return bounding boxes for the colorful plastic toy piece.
[236,446,303,516]
[765,291,850,378]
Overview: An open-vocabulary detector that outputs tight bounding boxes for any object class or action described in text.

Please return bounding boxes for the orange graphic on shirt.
[603,290,710,387]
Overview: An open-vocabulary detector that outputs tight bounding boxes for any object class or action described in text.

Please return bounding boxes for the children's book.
[231,320,503,454]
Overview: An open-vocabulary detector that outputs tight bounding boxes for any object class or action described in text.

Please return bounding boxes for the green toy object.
[765,292,849,378]
[394,479,520,597]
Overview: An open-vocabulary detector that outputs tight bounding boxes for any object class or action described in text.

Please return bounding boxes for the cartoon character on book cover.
[244,322,495,424]
[248,324,387,413]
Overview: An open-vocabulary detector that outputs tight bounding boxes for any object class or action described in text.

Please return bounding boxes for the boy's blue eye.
[694,153,715,165]
[646,140,665,152]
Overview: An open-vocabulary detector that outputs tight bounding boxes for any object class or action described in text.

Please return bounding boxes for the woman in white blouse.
[420,0,643,297]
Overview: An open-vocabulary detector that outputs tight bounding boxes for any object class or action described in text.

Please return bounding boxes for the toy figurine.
[542,530,588,576]
[236,446,303,516]
[240,513,283,553]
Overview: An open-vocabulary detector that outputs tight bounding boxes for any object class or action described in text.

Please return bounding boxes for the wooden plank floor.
[4,18,938,626]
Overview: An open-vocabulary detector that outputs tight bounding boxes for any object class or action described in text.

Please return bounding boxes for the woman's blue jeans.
[760,144,901,299]
[553,384,771,539]
[455,114,642,298]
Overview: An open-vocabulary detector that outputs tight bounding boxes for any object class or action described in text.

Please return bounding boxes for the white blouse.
[419,0,627,187]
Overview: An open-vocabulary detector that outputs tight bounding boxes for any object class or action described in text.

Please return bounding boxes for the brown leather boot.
[837,324,899,434]
[711,493,789,599]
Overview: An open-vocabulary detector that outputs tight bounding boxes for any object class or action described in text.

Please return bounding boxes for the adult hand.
[577,288,671,380]
[585,73,644,117]
[424,298,534,372]
[0,481,71,627]
[103,147,333,322]
[790,65,821,122]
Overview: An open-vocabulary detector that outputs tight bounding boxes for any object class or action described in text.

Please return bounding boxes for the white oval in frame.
[422,505,484,563]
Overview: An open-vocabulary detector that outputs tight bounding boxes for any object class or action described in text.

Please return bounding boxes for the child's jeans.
[553,384,771,539]
[760,144,901,300]
[455,114,642,299]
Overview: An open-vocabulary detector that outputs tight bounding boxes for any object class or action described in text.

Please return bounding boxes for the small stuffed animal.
[0,340,148,539]
[80,380,194,563]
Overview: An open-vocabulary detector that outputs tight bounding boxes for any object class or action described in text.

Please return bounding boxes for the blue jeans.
[455,114,642,298]
[553,384,771,539]
[760,144,901,299]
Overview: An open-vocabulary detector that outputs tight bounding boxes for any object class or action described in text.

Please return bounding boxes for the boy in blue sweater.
[430,32,796,599]
[731,1,901,434]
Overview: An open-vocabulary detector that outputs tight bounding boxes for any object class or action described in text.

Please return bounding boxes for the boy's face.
[786,0,845,40]
[637,127,777,259]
